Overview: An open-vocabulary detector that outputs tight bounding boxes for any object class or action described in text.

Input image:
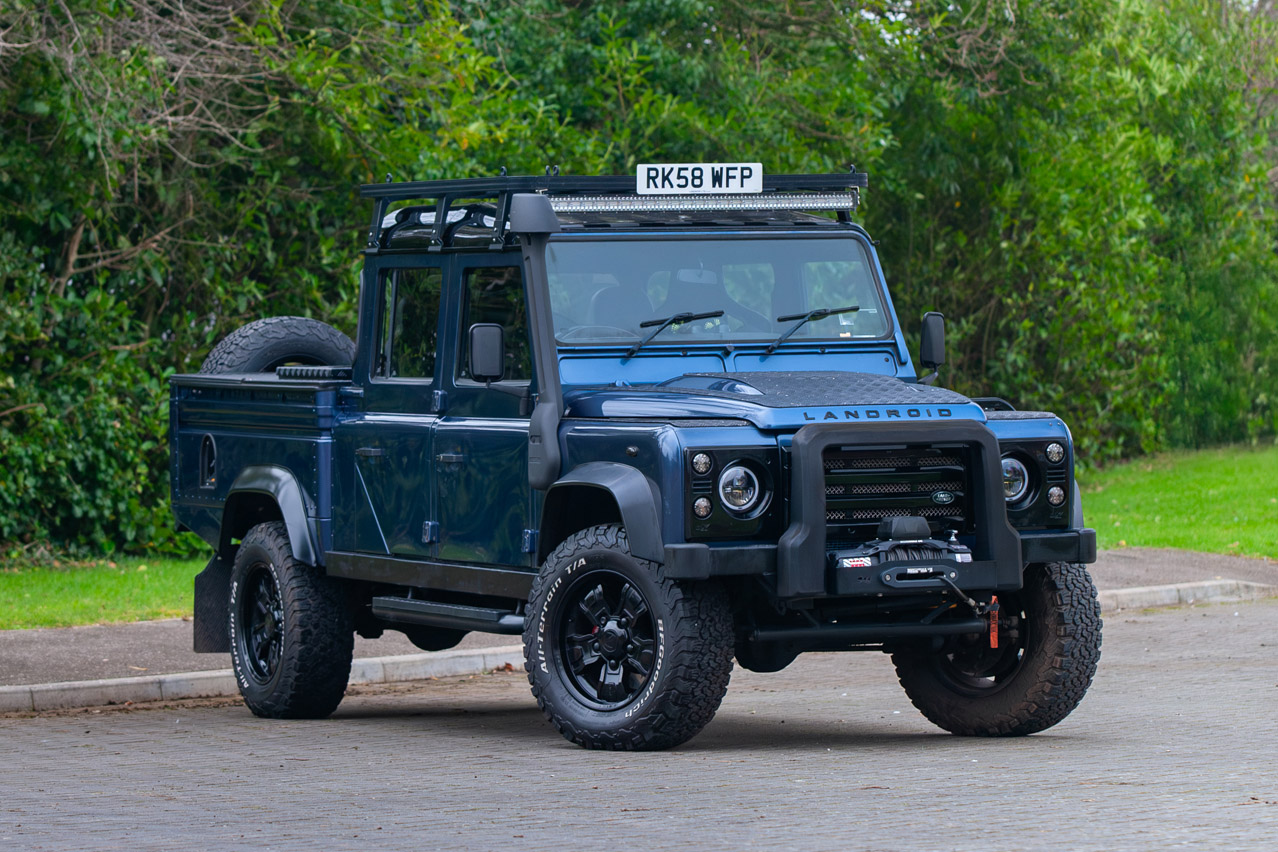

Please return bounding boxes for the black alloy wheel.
[237,564,284,685]
[553,570,657,710]
[927,593,1027,696]
[524,523,734,751]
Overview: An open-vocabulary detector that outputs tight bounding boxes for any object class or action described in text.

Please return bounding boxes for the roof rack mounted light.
[547,191,860,214]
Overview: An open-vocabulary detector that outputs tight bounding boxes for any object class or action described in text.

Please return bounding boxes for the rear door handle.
[436,453,466,464]
[356,447,384,458]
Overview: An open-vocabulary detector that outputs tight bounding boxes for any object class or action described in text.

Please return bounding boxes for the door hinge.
[432,389,448,413]
[521,529,539,554]
[421,521,440,545]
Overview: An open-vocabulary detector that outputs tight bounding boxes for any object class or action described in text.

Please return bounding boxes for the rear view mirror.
[676,268,718,285]
[469,323,505,383]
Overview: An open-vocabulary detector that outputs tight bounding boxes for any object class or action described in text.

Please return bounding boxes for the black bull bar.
[775,420,1024,599]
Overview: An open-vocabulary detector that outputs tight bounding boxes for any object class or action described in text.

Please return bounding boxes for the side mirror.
[920,311,946,369]
[469,323,505,383]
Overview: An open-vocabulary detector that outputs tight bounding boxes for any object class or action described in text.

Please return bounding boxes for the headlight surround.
[718,464,761,514]
[1001,456,1031,503]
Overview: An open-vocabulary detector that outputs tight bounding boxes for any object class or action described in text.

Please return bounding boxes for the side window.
[460,266,531,382]
[375,267,443,380]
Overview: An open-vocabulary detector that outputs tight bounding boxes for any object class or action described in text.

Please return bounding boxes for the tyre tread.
[524,524,734,751]
[201,316,354,374]
[230,522,354,719]
[892,561,1102,737]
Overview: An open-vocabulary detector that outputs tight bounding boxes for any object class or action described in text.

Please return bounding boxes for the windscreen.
[545,237,890,345]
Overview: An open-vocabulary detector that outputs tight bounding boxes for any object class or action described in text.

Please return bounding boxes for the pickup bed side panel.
[170,375,341,561]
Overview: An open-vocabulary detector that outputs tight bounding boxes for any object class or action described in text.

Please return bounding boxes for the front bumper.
[1022,527,1096,564]
[662,527,1095,582]
[664,420,1096,599]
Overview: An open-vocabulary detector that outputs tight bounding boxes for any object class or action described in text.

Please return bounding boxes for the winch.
[827,516,973,595]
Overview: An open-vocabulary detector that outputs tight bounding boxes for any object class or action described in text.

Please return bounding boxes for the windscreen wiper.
[623,310,725,360]
[762,304,859,357]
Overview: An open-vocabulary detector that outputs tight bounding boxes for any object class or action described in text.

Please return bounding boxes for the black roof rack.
[358,170,869,252]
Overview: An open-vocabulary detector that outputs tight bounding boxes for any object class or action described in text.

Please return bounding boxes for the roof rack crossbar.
[359,172,867,203]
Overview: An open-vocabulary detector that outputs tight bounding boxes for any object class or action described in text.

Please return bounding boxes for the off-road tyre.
[524,524,734,750]
[228,522,354,719]
[201,316,355,373]
[891,561,1102,736]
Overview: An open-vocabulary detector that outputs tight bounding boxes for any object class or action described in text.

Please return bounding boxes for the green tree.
[0,0,524,556]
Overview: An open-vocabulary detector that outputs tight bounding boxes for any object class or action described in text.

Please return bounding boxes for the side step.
[371,596,525,635]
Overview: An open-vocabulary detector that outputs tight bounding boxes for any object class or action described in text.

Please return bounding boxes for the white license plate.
[636,162,763,194]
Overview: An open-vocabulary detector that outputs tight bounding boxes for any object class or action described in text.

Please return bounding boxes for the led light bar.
[547,191,860,214]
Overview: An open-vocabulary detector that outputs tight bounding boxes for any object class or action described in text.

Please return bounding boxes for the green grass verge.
[0,556,205,630]
[1079,444,1278,559]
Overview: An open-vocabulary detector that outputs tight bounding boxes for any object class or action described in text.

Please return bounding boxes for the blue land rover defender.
[170,166,1101,750]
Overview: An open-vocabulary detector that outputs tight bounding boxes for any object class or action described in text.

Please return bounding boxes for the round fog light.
[1047,486,1066,506]
[718,465,760,513]
[691,453,712,475]
[1002,457,1030,503]
[693,497,712,518]
[1046,442,1065,464]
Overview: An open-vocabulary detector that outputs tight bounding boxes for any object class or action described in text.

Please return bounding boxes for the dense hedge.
[1,0,1275,556]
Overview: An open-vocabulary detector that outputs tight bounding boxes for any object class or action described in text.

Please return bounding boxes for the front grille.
[824,454,960,471]
[823,446,972,543]
[827,507,960,521]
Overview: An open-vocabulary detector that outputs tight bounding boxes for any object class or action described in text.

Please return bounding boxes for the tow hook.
[938,572,983,612]
[937,574,1000,649]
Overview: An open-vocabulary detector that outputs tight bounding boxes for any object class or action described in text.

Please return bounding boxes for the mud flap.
[193,553,232,653]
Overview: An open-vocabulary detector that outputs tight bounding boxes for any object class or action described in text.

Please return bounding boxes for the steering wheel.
[727,306,773,332]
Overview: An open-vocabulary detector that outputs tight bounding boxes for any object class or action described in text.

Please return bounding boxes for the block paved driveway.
[3,600,1277,852]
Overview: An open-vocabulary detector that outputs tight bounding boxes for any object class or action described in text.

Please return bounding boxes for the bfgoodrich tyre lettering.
[523,524,733,751]
[228,521,354,719]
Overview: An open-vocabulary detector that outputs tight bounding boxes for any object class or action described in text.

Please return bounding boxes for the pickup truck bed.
[170,372,346,558]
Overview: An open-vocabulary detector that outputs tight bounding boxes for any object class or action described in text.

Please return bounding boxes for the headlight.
[718,465,760,513]
[1002,457,1030,503]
